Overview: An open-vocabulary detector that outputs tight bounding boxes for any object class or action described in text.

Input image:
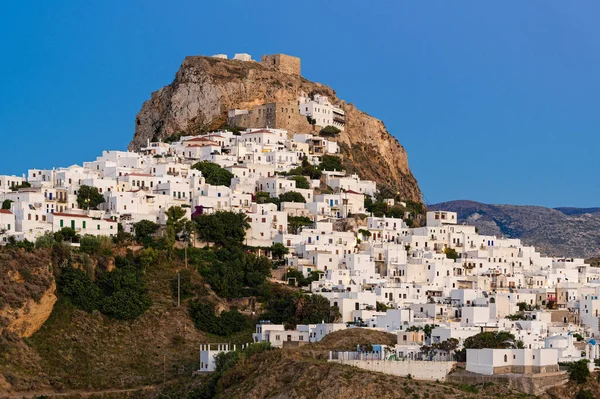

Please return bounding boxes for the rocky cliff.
[130,56,421,202]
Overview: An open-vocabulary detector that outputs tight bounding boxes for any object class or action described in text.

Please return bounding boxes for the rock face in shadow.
[130,56,421,201]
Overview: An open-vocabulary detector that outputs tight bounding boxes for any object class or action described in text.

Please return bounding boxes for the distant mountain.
[429,200,600,258]
[555,207,600,216]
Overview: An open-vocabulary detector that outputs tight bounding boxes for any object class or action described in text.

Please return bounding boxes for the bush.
[444,247,459,260]
[58,258,152,320]
[191,161,234,186]
[279,191,306,204]
[291,175,310,189]
[133,219,159,246]
[1,199,12,210]
[80,235,113,257]
[76,185,105,210]
[198,248,272,298]
[319,125,340,136]
[320,155,343,171]
[194,211,249,248]
[563,359,590,383]
[57,267,101,312]
[188,300,248,336]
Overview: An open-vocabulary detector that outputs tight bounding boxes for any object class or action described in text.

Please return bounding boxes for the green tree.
[463,331,520,349]
[279,191,306,203]
[133,219,159,246]
[270,242,289,260]
[76,185,105,210]
[444,247,460,260]
[188,300,248,336]
[320,155,343,171]
[191,161,234,186]
[57,266,101,312]
[288,216,313,234]
[319,125,341,136]
[291,175,310,189]
[54,227,78,242]
[564,359,590,384]
[194,211,249,248]
[1,199,13,210]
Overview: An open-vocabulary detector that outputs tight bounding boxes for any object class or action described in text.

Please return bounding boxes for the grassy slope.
[1,252,256,395]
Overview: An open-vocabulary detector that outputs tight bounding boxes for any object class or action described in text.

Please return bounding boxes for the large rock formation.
[130,55,422,201]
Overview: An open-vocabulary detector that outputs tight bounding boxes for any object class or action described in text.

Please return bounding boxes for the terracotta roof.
[344,190,362,195]
[0,209,13,214]
[127,173,153,177]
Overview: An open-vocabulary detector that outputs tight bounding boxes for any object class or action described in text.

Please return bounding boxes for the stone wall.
[261,54,301,76]
[448,369,568,396]
[229,101,316,136]
[330,359,456,381]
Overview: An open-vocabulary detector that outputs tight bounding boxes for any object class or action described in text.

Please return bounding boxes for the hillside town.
[1,119,598,393]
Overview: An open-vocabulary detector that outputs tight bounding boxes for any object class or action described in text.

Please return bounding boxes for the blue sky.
[1,1,598,207]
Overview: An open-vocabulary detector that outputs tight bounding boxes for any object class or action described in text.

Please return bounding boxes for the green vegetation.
[194,211,249,247]
[283,268,322,287]
[463,331,521,349]
[1,199,13,210]
[288,216,313,234]
[191,161,234,186]
[319,125,341,137]
[9,181,31,191]
[133,219,159,246]
[57,256,152,320]
[188,300,248,336]
[443,247,459,260]
[320,154,343,171]
[291,175,310,189]
[76,185,105,210]
[562,359,590,383]
[261,284,340,326]
[278,191,306,204]
[287,156,322,180]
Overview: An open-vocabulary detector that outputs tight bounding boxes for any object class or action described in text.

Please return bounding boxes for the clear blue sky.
[1,1,598,208]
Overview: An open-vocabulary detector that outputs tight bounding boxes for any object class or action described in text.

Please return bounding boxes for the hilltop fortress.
[211,52,301,76]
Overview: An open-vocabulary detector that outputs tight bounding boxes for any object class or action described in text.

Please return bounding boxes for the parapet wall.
[329,359,456,381]
[261,54,301,76]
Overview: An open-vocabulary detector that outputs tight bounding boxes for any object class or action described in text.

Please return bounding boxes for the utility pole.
[177,271,181,307]
[185,245,188,269]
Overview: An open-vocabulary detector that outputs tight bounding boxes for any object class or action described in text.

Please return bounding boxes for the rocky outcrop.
[2,282,57,338]
[130,55,422,201]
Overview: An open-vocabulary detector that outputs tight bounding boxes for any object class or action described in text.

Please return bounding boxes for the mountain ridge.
[430,200,600,258]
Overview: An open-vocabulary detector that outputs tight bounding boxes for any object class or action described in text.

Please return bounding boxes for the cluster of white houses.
[2,127,599,380]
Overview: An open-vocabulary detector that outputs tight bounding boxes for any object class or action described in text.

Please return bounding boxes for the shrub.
[76,185,105,210]
[188,300,248,336]
[320,155,343,171]
[291,175,310,189]
[133,219,159,246]
[563,359,590,383]
[191,161,234,186]
[319,125,341,136]
[57,267,101,312]
[278,191,306,204]
[80,235,113,257]
[193,211,249,248]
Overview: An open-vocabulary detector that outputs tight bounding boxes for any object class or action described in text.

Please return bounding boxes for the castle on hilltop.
[210,52,301,76]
